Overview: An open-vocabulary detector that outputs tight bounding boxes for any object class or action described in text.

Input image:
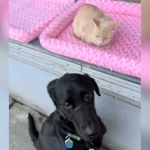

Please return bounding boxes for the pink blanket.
[40,0,141,78]
[9,0,74,43]
[9,0,141,78]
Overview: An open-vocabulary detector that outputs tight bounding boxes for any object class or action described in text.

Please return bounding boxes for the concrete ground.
[9,99,46,150]
[9,99,107,150]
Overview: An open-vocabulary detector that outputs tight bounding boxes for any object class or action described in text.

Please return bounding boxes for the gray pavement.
[9,100,46,150]
[9,100,107,150]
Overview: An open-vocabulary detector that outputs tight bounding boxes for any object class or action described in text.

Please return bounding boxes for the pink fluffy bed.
[9,0,74,42]
[9,0,141,78]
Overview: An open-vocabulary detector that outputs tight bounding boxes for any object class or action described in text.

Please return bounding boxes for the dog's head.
[47,73,106,142]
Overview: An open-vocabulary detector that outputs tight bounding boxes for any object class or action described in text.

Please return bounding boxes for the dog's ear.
[47,79,57,105]
[84,74,101,96]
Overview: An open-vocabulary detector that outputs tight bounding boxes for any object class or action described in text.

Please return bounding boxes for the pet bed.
[40,0,141,78]
[9,0,75,43]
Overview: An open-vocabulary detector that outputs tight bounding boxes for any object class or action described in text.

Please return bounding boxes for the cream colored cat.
[72,4,117,47]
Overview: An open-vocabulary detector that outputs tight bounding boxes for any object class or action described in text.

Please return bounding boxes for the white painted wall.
[10,58,140,150]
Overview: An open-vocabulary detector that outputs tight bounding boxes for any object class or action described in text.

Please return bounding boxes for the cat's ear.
[93,18,100,27]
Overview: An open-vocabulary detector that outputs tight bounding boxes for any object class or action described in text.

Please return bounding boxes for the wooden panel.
[9,42,82,76]
[9,40,141,107]
[82,67,141,107]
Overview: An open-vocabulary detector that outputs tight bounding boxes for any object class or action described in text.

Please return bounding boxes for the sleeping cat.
[72,4,117,47]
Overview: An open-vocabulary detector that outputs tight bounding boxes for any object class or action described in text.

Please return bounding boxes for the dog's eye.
[64,102,72,108]
[84,94,92,102]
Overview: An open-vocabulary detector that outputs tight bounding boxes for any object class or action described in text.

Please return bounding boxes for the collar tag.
[65,133,95,150]
[65,137,73,149]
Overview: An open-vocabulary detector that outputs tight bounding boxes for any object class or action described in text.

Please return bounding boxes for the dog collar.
[65,132,95,150]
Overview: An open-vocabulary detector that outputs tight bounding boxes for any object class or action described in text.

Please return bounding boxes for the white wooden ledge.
[9,40,141,107]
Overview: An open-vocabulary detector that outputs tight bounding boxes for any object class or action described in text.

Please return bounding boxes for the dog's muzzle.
[58,103,102,140]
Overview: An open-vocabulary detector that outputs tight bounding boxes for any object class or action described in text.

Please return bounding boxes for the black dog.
[28,73,106,150]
